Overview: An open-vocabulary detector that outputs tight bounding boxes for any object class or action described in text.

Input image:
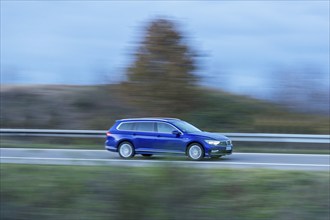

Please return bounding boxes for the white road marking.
[233,152,330,157]
[1,156,329,167]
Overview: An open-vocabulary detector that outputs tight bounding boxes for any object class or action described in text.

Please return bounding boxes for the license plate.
[226,146,232,150]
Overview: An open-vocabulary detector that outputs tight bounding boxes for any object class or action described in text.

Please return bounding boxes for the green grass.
[0,139,101,150]
[1,164,329,220]
[185,88,330,134]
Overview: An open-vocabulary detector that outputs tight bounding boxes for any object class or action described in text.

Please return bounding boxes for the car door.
[132,121,158,152]
[155,122,186,153]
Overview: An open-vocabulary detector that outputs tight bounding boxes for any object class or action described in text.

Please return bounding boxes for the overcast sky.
[1,1,329,97]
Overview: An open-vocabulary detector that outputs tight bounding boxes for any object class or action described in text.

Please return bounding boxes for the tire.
[142,154,153,157]
[187,143,204,161]
[118,141,135,159]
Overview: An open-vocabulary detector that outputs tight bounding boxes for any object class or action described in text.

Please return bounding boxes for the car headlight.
[205,140,220,145]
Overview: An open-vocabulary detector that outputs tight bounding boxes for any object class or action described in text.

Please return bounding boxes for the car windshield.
[172,120,201,133]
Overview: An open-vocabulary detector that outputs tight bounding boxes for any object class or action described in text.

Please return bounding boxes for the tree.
[123,18,200,115]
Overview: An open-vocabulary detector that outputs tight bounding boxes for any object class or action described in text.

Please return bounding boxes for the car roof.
[117,117,180,122]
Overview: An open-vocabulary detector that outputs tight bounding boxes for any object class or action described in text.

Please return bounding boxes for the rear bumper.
[105,145,117,152]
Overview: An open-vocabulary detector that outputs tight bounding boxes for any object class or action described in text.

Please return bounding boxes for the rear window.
[117,122,135,131]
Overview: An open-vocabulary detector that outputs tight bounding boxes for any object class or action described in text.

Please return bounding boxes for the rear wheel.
[187,143,204,161]
[118,142,135,159]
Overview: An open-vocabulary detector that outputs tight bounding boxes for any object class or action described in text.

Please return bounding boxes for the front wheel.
[118,142,135,159]
[187,143,204,161]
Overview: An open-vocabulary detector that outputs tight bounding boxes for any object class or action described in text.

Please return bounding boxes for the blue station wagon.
[105,118,233,160]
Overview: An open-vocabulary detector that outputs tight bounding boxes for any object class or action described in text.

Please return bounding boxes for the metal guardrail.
[0,129,105,138]
[223,133,330,144]
[1,129,329,144]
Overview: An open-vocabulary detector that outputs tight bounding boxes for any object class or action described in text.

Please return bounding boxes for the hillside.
[1,84,329,134]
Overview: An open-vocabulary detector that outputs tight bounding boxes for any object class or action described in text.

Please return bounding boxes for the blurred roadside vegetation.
[1,164,329,220]
[1,84,329,134]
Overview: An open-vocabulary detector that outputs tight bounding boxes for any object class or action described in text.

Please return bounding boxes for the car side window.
[117,122,134,131]
[157,122,176,133]
[135,122,155,132]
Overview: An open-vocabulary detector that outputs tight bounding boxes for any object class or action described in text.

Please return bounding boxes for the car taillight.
[106,131,111,136]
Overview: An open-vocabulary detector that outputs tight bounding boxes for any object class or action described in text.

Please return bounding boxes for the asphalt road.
[1,148,329,171]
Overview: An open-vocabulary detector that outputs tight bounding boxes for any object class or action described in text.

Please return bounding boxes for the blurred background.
[1,2,329,220]
[1,1,329,133]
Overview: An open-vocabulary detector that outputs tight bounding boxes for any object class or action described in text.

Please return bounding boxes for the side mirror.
[172,130,181,137]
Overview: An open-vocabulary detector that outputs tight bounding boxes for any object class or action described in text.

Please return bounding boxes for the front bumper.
[206,145,233,157]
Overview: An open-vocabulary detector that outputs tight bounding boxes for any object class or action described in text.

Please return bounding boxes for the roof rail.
[118,117,180,121]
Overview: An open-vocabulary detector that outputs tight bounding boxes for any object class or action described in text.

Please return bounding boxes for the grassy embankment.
[1,164,329,220]
[1,85,329,153]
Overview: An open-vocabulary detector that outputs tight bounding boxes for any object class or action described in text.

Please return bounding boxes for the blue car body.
[105,118,233,159]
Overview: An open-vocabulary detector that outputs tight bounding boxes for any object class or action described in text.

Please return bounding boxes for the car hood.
[190,131,229,140]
